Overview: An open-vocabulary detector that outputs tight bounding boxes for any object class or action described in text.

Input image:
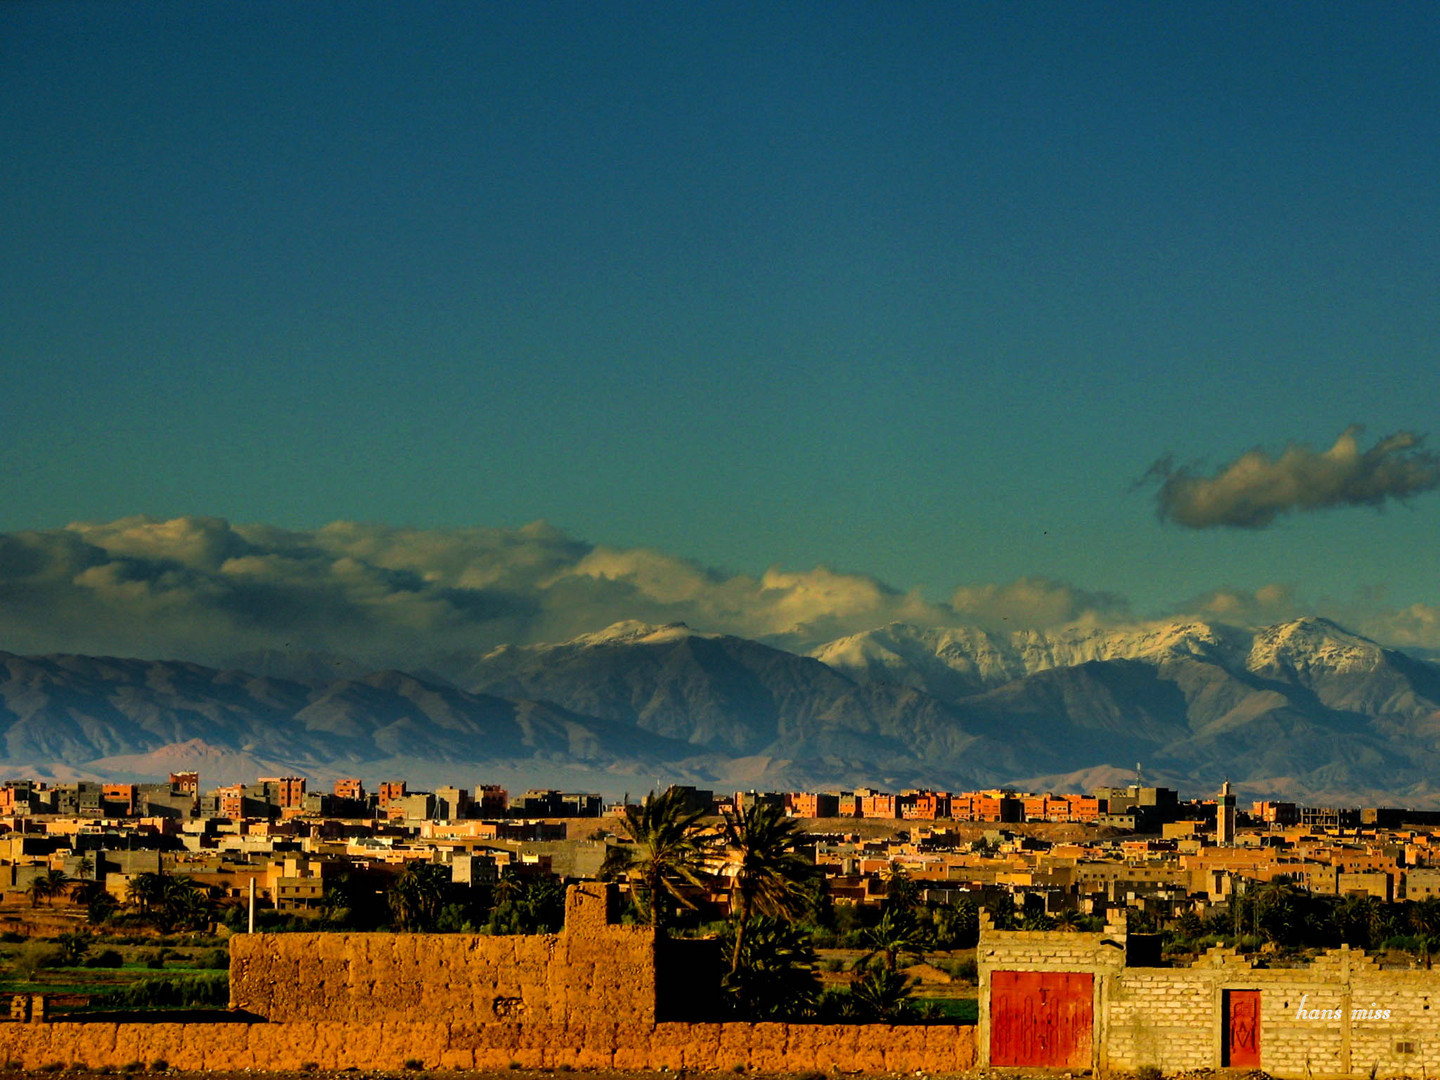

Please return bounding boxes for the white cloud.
[3,515,1440,665]
[1146,426,1440,529]
[949,576,1130,630]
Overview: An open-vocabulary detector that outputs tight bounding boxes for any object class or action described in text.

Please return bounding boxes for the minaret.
[1217,779,1236,846]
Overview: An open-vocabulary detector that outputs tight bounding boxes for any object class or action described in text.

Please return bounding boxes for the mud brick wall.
[0,1021,977,1074]
[229,881,656,1026]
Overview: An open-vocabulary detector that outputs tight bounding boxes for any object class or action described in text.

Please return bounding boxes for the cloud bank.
[1146,426,1440,529]
[1,516,1438,666]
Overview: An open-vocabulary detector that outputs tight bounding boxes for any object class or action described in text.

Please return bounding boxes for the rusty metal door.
[990,970,1094,1068]
[1224,989,1261,1068]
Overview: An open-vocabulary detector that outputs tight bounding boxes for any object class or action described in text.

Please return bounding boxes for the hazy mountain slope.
[3,614,1440,803]
[0,650,695,780]
[449,622,997,762]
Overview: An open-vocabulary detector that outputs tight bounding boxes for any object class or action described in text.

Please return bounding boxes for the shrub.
[86,948,124,969]
[199,948,229,970]
[101,973,228,1010]
[121,1064,145,1074]
[149,1061,168,1073]
[403,1060,424,1071]
[1136,1065,1163,1080]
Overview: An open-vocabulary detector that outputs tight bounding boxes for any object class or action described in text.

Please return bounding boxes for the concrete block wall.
[975,908,1128,1068]
[229,881,656,1026]
[981,909,1440,1080]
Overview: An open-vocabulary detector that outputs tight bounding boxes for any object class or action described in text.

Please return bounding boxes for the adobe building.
[978,909,1440,1076]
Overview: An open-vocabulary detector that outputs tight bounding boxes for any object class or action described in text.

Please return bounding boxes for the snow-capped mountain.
[810,617,1391,695]
[1,616,1438,803]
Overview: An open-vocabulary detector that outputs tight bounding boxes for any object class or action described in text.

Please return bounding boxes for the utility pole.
[248,876,256,934]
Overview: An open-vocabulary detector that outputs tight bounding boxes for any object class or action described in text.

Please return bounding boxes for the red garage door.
[990,970,1094,1068]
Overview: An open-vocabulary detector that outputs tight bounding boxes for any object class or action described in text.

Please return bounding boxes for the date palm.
[388,862,451,931]
[716,802,814,973]
[600,787,711,932]
[858,907,932,973]
[43,869,70,906]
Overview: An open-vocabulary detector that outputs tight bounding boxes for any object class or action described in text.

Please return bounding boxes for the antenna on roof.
[1135,762,1144,787]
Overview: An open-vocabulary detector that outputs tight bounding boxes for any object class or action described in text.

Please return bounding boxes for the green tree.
[716,802,814,974]
[1410,897,1440,967]
[55,931,91,967]
[930,898,979,949]
[127,871,167,916]
[848,960,915,1022]
[1254,878,1306,945]
[883,863,921,914]
[26,875,52,908]
[600,787,712,932]
[388,862,451,931]
[161,876,213,932]
[719,916,821,1020]
[858,908,932,973]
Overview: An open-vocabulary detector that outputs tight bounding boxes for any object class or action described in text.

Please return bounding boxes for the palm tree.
[716,802,814,973]
[388,862,450,931]
[161,876,213,931]
[126,871,168,916]
[883,862,921,914]
[43,869,70,906]
[720,916,821,1020]
[600,787,712,932]
[848,960,915,1022]
[26,875,52,908]
[858,907,932,973]
[1410,897,1440,968]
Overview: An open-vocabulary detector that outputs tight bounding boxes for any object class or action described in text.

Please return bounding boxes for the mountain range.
[2,616,1439,806]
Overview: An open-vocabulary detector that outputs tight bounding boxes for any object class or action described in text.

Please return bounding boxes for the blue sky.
[2,2,1438,656]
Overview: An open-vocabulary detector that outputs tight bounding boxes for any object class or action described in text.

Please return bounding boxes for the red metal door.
[990,970,1094,1068]
[1224,989,1261,1068]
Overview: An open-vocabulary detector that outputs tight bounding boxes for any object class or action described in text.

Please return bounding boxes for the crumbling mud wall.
[0,1020,977,1073]
[2,884,980,1074]
[229,881,656,1025]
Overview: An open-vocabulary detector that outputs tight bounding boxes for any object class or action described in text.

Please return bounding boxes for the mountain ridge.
[1,615,1438,804]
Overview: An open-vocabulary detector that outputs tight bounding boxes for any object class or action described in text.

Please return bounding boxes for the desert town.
[3,773,1439,924]
[2,773,1440,1075]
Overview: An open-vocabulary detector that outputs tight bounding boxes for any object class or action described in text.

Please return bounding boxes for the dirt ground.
[0,1072,994,1080]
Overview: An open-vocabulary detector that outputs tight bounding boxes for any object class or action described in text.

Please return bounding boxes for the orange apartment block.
[217,784,246,819]
[378,781,406,806]
[103,783,137,815]
[260,776,307,809]
[334,778,365,800]
[860,793,899,818]
[900,791,950,820]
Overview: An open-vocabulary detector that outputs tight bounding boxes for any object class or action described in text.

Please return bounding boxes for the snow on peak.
[1246,617,1383,675]
[572,621,704,648]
